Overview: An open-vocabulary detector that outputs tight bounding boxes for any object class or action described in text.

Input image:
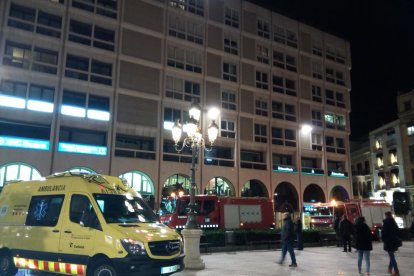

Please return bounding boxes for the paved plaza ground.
[16,241,413,275]
[175,241,413,276]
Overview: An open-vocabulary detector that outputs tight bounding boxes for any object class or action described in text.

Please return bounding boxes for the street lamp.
[171,103,219,269]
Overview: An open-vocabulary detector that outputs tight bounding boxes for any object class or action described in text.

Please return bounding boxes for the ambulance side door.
[23,194,65,259]
[59,194,100,264]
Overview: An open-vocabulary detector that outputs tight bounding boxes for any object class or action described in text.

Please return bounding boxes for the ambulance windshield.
[94,194,158,224]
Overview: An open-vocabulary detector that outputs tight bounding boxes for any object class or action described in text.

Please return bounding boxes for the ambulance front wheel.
[88,259,117,276]
[0,251,18,276]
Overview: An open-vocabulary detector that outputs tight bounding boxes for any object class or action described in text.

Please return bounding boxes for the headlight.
[121,239,147,255]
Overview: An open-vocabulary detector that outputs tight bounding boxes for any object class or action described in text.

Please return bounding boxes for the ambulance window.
[70,194,93,223]
[26,195,64,227]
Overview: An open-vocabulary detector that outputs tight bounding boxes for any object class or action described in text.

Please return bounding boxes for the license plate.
[161,264,180,274]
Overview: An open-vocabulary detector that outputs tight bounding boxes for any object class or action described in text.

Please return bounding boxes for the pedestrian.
[382,211,401,276]
[278,212,297,267]
[334,215,342,247]
[295,216,303,250]
[339,214,353,252]
[354,216,372,275]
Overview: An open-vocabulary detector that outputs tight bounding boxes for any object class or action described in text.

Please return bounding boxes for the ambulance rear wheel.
[0,251,17,276]
[89,259,117,276]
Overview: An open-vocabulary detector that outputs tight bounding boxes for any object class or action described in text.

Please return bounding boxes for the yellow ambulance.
[0,172,184,276]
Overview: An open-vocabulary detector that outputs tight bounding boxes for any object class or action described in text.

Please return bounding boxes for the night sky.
[249,0,414,141]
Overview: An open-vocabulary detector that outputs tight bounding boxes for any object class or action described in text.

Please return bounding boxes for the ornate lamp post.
[171,103,219,270]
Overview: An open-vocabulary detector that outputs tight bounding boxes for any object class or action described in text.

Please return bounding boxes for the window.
[312,40,323,56]
[115,134,156,160]
[70,194,93,224]
[169,16,203,45]
[28,84,55,112]
[272,101,296,122]
[336,92,346,108]
[410,145,414,162]
[256,44,269,64]
[65,54,112,85]
[8,4,62,38]
[69,19,115,51]
[272,75,296,96]
[221,90,237,111]
[0,80,55,113]
[223,62,237,82]
[0,163,42,188]
[169,0,204,16]
[204,146,234,167]
[273,50,296,72]
[312,62,323,79]
[325,89,335,105]
[72,0,118,19]
[163,107,188,130]
[224,34,238,55]
[61,90,109,121]
[59,127,107,147]
[26,195,64,227]
[407,122,414,136]
[311,110,323,127]
[312,133,323,151]
[166,76,201,103]
[273,154,293,166]
[32,47,58,74]
[255,99,268,117]
[324,112,346,130]
[221,119,236,138]
[326,67,345,86]
[255,71,268,90]
[325,135,345,154]
[312,85,322,102]
[404,100,412,111]
[167,45,202,74]
[119,171,154,195]
[225,7,239,28]
[272,127,296,147]
[0,120,50,141]
[273,26,297,48]
[254,124,267,143]
[326,46,346,64]
[3,41,31,69]
[1,80,27,99]
[257,19,270,39]
[240,150,266,170]
[163,139,192,163]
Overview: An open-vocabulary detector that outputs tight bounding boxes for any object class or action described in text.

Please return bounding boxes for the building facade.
[0,0,352,211]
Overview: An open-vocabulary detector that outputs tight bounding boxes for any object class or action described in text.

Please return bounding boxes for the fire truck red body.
[304,199,392,238]
[159,195,275,230]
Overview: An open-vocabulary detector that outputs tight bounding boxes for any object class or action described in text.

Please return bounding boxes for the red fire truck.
[303,199,392,238]
[159,195,275,230]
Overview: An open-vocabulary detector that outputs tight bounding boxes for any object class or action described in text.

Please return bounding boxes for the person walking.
[354,216,372,275]
[295,216,303,250]
[278,212,297,267]
[334,215,342,247]
[382,211,401,276]
[339,214,353,252]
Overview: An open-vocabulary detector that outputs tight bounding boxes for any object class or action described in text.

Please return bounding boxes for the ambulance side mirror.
[80,210,102,231]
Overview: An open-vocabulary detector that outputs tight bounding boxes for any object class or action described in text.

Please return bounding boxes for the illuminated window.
[0,163,42,188]
[119,171,154,195]
[407,123,414,136]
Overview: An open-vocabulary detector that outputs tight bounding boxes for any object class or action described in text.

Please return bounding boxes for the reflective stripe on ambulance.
[14,257,86,275]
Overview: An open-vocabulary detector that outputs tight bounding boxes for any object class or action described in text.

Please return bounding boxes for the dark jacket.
[339,218,353,236]
[295,219,302,234]
[382,217,400,251]
[281,217,294,243]
[354,220,373,251]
